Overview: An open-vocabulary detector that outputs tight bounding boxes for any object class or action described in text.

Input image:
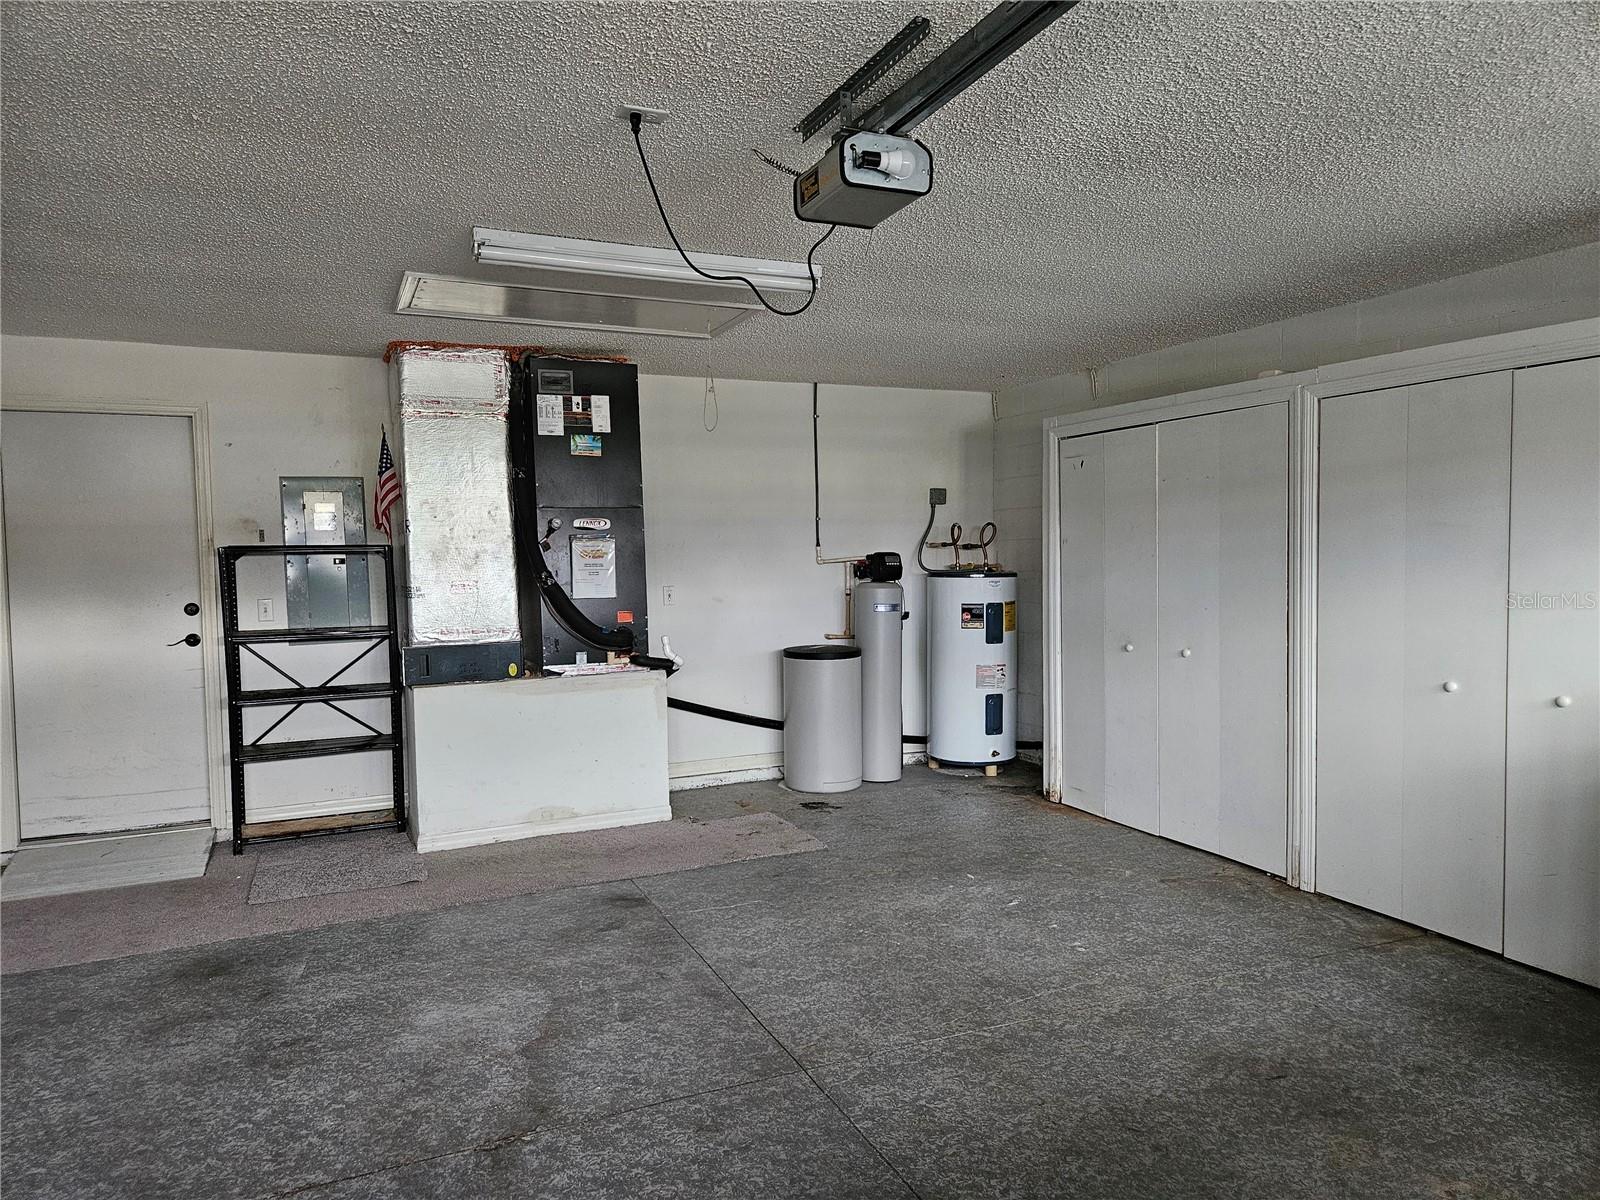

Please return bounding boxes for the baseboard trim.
[244,795,392,826]
[669,751,781,791]
[668,749,929,791]
[414,804,672,854]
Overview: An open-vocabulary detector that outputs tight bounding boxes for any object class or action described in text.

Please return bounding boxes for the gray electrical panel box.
[281,476,370,628]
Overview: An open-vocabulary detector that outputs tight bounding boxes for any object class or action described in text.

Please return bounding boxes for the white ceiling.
[3,1,1596,391]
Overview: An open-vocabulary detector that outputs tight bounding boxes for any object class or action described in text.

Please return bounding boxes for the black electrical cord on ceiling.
[750,148,802,178]
[630,111,836,317]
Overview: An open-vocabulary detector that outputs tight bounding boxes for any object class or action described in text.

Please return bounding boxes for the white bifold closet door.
[1316,373,1513,950]
[1504,359,1600,986]
[1057,405,1287,874]
[1156,406,1289,874]
[1057,425,1160,833]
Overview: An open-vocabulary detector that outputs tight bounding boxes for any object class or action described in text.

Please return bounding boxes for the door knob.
[1122,643,1134,653]
[1180,648,1192,658]
[167,633,202,648]
[1442,680,1460,693]
[1555,695,1574,708]
[183,602,200,617]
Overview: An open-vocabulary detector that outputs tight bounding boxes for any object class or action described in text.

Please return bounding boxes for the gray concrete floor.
[3,765,1596,1199]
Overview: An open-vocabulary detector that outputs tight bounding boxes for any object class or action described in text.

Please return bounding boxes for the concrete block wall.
[993,240,1600,743]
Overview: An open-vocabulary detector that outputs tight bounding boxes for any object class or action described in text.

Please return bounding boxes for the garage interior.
[1,3,1597,1199]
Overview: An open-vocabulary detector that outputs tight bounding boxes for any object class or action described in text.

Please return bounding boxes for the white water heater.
[926,570,1018,767]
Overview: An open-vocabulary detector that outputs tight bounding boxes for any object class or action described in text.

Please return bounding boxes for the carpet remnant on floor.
[0,812,824,974]
[247,831,427,904]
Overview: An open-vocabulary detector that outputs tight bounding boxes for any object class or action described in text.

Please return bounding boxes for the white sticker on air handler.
[535,393,564,436]
[571,537,618,600]
[976,663,1007,689]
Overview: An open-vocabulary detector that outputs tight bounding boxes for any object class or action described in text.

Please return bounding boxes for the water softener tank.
[925,570,1018,768]
[853,580,905,782]
[782,644,863,793]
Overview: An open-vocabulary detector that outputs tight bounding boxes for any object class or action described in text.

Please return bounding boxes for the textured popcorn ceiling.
[2,1,1597,390]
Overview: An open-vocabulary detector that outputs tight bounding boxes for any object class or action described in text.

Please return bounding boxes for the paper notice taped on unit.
[571,537,618,599]
[589,395,611,433]
[536,394,564,436]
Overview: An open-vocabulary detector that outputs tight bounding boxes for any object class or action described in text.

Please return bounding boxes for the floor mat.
[247,831,427,904]
[1,812,824,974]
[0,825,213,901]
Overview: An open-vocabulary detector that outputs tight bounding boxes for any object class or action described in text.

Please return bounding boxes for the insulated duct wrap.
[393,348,520,646]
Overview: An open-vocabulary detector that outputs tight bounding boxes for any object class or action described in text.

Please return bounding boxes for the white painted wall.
[994,241,1600,742]
[640,376,993,783]
[2,336,394,830]
[0,335,992,839]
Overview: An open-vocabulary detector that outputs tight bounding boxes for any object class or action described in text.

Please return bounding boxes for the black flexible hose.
[668,697,784,731]
[516,510,681,677]
[535,562,635,652]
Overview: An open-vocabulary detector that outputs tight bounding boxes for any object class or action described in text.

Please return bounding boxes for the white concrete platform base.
[0,824,214,901]
[407,671,671,853]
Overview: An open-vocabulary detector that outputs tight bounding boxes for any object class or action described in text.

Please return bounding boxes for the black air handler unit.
[509,355,649,674]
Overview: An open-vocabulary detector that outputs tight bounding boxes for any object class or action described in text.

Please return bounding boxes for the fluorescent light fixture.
[391,230,816,340]
[472,229,815,296]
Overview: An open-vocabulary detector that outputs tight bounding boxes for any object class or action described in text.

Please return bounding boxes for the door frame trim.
[1,397,228,842]
[1042,317,1600,893]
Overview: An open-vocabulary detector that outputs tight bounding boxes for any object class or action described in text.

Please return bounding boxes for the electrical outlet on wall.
[256,598,273,623]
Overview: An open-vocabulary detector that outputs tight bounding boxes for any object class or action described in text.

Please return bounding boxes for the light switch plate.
[257,598,273,622]
[662,585,676,606]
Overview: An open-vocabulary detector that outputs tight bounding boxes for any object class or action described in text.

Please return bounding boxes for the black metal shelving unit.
[218,545,407,854]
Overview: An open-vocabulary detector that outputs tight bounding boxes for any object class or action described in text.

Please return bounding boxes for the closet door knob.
[1180,648,1192,658]
[1555,695,1574,708]
[1122,643,1135,653]
[1442,680,1460,694]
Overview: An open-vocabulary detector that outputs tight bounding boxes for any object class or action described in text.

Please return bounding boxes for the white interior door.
[1156,404,1289,875]
[2,410,210,837]
[1504,359,1600,985]
[1316,374,1512,951]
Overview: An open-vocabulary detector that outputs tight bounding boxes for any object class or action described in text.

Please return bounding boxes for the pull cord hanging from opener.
[703,327,719,432]
[630,111,836,317]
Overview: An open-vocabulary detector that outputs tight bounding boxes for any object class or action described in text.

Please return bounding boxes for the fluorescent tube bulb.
[473,229,816,294]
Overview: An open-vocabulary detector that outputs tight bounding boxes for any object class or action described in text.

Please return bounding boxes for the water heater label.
[1004,600,1017,632]
[961,604,984,629]
[872,602,901,613]
[976,663,1008,689]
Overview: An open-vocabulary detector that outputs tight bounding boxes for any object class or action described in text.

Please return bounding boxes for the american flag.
[374,430,400,540]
